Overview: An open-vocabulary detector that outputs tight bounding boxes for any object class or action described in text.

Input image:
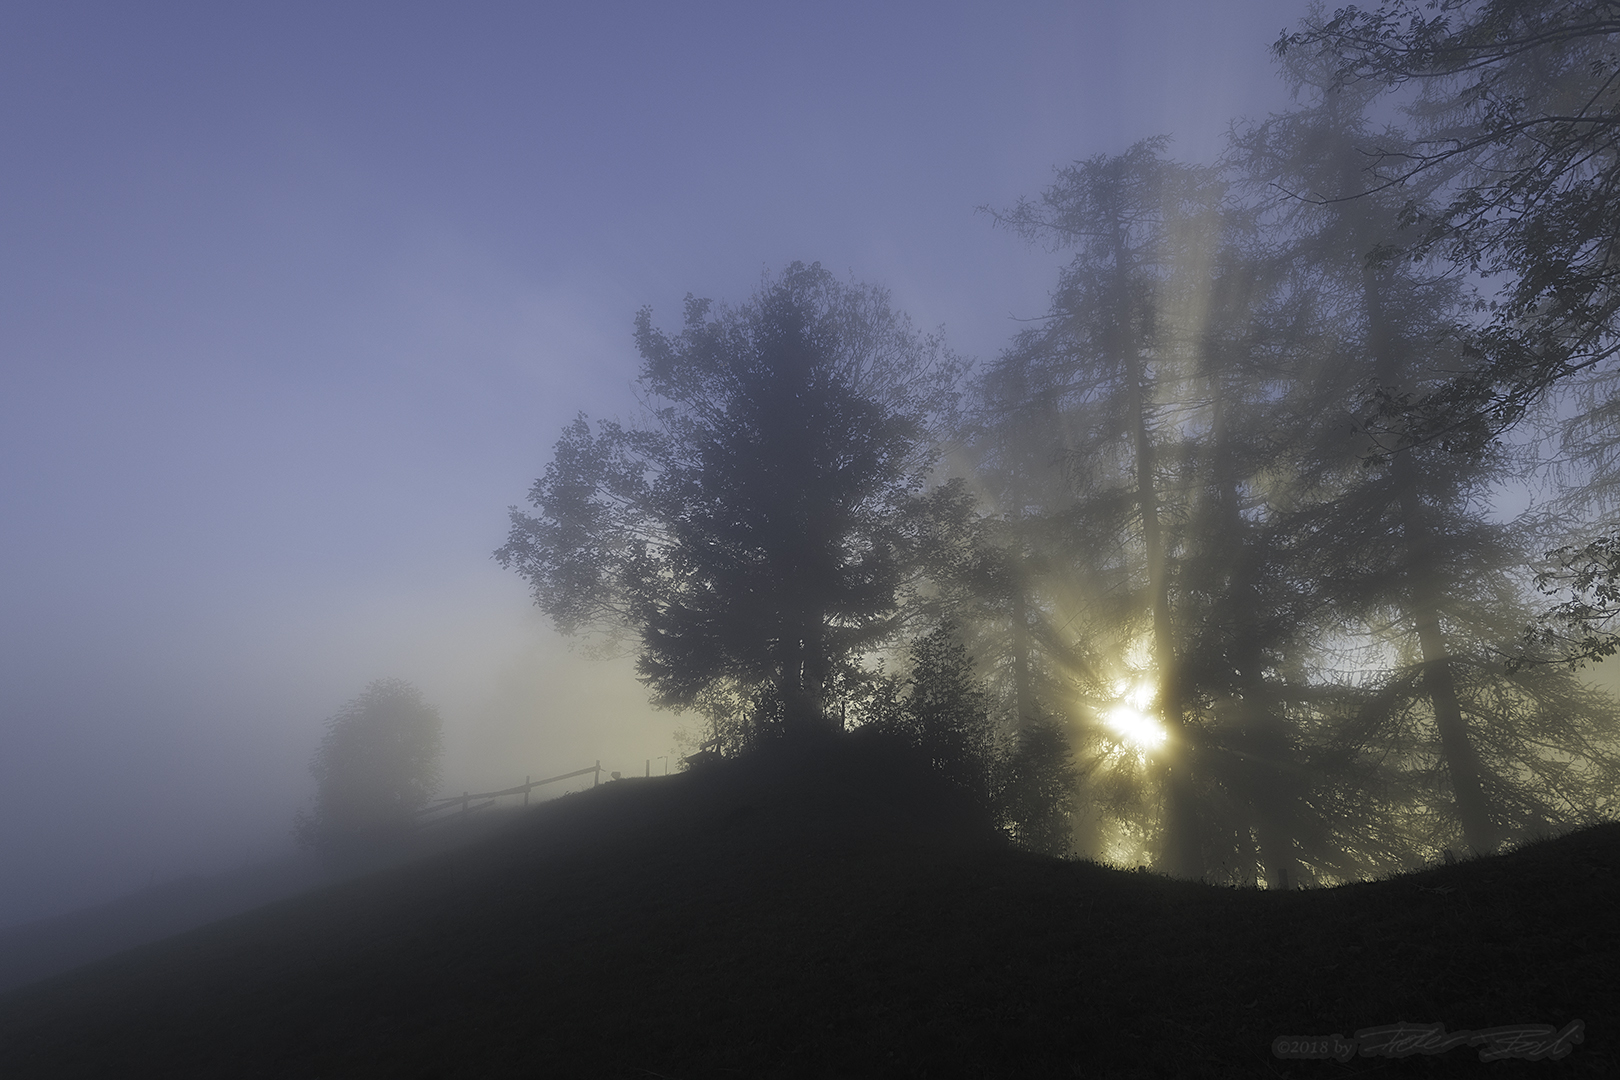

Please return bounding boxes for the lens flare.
[1103,679,1167,751]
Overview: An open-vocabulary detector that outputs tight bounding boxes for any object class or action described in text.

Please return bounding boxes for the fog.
[0,2,1309,927]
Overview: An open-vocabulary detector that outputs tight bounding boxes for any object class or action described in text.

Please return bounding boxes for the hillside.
[0,806,518,996]
[0,853,329,995]
[0,736,1613,1079]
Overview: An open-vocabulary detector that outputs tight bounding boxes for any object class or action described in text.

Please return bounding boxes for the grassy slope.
[0,738,1613,1079]
[0,801,524,995]
[0,855,333,994]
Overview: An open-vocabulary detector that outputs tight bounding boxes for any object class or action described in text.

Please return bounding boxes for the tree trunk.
[1363,262,1499,855]
[1115,234,1201,880]
[777,624,830,739]
[1229,554,1301,889]
[1009,519,1038,731]
[1398,473,1501,855]
[1207,374,1299,889]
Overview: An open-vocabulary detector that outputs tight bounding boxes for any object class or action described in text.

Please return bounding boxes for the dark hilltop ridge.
[0,734,1613,1079]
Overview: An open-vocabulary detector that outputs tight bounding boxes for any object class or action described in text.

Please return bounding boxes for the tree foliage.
[295,679,443,851]
[997,716,1081,857]
[952,84,1620,880]
[1278,0,1620,449]
[497,263,969,743]
[1277,1,1620,675]
[1528,535,1620,666]
[485,11,1620,881]
[864,621,1002,805]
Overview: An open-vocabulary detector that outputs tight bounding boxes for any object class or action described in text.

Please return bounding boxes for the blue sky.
[0,1,1305,924]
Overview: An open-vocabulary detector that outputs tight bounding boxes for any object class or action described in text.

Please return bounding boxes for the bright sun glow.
[1103,679,1167,751]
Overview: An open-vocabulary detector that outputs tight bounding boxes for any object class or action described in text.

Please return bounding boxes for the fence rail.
[417,762,602,822]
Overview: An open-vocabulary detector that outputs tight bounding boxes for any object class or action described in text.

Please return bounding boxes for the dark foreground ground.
[0,738,1613,1079]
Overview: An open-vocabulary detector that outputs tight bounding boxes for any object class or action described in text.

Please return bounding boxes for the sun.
[1102,679,1167,752]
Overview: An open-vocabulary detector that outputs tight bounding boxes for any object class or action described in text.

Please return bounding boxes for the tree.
[980,137,1387,884]
[957,113,1619,882]
[1234,70,1507,858]
[979,139,1242,878]
[1283,0,1613,446]
[496,262,968,746]
[295,679,443,851]
[1278,0,1620,450]
[1279,2,1620,671]
[865,620,1003,806]
[997,715,1081,857]
[1231,54,1620,863]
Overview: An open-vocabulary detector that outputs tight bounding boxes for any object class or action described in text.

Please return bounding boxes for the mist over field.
[0,2,1307,928]
[5,0,1618,966]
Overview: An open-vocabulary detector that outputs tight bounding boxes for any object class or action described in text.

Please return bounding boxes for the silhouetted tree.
[1146,192,1343,890]
[295,679,443,851]
[1235,54,1620,862]
[1239,62,1516,859]
[958,91,1620,882]
[1279,2,1620,672]
[865,621,1003,805]
[955,325,1103,737]
[497,263,969,746]
[982,139,1387,884]
[997,714,1081,857]
[981,139,1237,878]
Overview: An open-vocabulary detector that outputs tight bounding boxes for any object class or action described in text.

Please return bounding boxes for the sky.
[0,0,1309,926]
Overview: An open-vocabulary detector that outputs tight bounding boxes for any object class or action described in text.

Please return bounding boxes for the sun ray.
[1103,678,1168,753]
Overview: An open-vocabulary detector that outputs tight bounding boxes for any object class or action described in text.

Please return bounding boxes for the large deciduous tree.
[497,262,968,745]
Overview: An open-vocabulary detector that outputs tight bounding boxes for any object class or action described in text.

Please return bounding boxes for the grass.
[0,735,1613,1078]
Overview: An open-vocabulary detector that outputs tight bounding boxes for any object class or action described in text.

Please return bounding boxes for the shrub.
[295,679,442,852]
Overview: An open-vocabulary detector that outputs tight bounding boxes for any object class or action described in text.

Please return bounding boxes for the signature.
[1272,1019,1584,1062]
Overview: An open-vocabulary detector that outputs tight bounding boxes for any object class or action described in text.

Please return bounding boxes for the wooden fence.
[416,762,603,824]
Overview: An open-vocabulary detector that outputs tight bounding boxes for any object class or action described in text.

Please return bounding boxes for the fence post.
[524,775,531,807]
[594,760,600,787]
[645,759,649,778]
